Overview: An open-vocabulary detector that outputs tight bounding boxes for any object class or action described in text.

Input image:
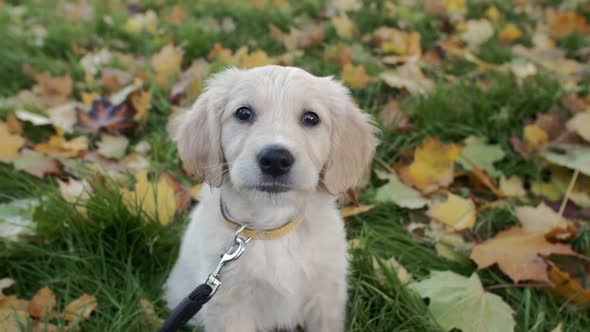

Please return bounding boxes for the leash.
[159,225,251,332]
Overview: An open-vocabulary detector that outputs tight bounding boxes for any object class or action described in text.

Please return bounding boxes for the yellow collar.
[219,198,304,240]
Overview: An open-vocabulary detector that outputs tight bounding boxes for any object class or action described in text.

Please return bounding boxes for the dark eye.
[235,106,254,122]
[301,111,320,126]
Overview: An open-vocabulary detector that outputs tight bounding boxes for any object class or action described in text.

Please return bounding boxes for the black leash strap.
[158,284,213,332]
[159,225,251,332]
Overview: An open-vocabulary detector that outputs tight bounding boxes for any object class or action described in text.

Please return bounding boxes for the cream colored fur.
[164,65,378,332]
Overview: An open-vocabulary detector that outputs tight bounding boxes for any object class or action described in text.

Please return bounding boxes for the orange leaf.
[471,227,575,283]
[27,287,56,319]
[64,294,97,322]
[548,12,589,38]
[548,257,590,308]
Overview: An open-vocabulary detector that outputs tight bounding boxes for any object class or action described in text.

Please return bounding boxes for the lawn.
[1,0,590,331]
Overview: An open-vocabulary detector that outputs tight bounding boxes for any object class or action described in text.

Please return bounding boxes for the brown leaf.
[341,64,371,90]
[99,68,132,93]
[378,98,409,130]
[28,287,56,319]
[151,44,183,89]
[471,227,575,283]
[516,203,576,242]
[64,294,97,322]
[548,12,590,38]
[0,308,27,332]
[32,72,73,108]
[76,97,137,134]
[0,296,29,312]
[547,255,590,308]
[35,136,88,158]
[139,298,163,328]
[5,114,22,135]
[164,5,188,25]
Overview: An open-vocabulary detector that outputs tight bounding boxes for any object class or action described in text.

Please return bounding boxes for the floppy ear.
[173,68,240,187]
[322,79,379,194]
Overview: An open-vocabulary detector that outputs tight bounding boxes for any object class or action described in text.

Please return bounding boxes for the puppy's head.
[174,66,378,198]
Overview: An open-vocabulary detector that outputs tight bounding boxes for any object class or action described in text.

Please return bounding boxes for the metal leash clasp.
[205,225,252,297]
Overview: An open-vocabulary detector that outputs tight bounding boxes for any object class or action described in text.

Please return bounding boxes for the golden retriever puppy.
[164,65,378,331]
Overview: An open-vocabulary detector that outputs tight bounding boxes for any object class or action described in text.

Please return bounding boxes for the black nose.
[257,146,295,178]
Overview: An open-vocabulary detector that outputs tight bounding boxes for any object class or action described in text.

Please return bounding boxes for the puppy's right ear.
[173,68,240,187]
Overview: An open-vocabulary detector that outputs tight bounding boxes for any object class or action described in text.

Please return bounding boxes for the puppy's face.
[175,66,378,198]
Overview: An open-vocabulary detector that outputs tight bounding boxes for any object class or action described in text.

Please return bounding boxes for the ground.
[1,1,590,332]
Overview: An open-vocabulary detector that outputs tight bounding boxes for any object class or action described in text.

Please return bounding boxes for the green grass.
[1,0,590,331]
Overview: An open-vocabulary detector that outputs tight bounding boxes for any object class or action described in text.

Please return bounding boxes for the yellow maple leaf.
[499,24,523,43]
[120,170,178,226]
[399,137,462,193]
[240,50,275,69]
[443,0,466,16]
[331,14,354,38]
[35,135,88,158]
[0,122,25,163]
[341,64,371,90]
[427,193,476,230]
[151,44,183,89]
[523,124,548,151]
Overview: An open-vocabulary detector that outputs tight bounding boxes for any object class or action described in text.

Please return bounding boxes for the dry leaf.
[97,134,129,160]
[341,64,371,90]
[442,0,466,16]
[57,178,92,205]
[0,122,25,163]
[76,97,138,134]
[139,298,164,328]
[35,136,88,158]
[13,149,60,178]
[380,60,434,95]
[120,170,179,225]
[548,256,590,308]
[516,203,576,241]
[27,287,56,319]
[378,98,408,130]
[523,124,549,152]
[548,12,589,38]
[32,72,73,108]
[399,137,461,193]
[499,24,523,43]
[427,193,476,230]
[64,293,97,322]
[0,308,27,332]
[373,256,412,285]
[460,20,494,49]
[151,44,183,89]
[373,27,421,56]
[48,103,79,133]
[240,50,275,69]
[164,5,187,25]
[5,114,22,135]
[471,227,575,283]
[566,111,590,143]
[331,14,354,38]
[341,204,374,218]
[499,176,526,198]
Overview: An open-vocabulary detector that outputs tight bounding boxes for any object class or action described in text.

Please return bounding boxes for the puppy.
[164,65,378,332]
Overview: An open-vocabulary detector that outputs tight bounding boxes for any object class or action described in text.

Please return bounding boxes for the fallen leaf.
[32,72,73,108]
[139,298,164,328]
[15,110,51,126]
[516,203,575,241]
[380,60,434,95]
[35,136,88,158]
[523,124,549,152]
[499,176,527,198]
[499,24,523,43]
[485,5,501,22]
[0,279,14,299]
[0,308,27,332]
[27,287,56,319]
[240,50,275,69]
[99,68,133,93]
[13,149,60,178]
[457,136,505,177]
[331,14,354,38]
[57,178,92,205]
[427,193,476,230]
[341,64,371,90]
[151,44,183,89]
[375,172,428,209]
[373,27,421,56]
[541,144,590,176]
[120,170,179,225]
[547,255,590,308]
[5,114,22,135]
[548,12,589,38]
[76,97,137,134]
[442,0,466,16]
[410,271,515,332]
[0,295,29,311]
[378,98,409,130]
[341,204,374,218]
[48,103,79,133]
[96,134,129,160]
[399,137,462,193]
[0,122,25,163]
[424,222,473,262]
[470,167,506,198]
[460,19,494,49]
[373,256,412,285]
[471,227,575,283]
[64,293,97,322]
[566,111,590,143]
[164,5,187,25]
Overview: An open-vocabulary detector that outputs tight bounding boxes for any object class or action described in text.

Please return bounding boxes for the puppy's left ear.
[322,78,380,194]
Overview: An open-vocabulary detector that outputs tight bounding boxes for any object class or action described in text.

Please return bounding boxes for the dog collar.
[219,198,304,240]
